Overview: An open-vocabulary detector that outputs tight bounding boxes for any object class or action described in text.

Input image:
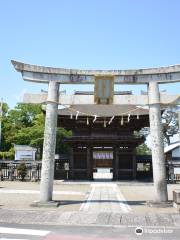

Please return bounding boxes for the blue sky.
[0,0,180,108]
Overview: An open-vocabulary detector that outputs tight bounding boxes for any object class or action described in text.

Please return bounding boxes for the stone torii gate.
[12,60,180,206]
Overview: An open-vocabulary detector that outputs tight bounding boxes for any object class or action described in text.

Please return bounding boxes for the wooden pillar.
[87,146,92,180]
[113,146,119,180]
[132,150,137,180]
[69,147,74,179]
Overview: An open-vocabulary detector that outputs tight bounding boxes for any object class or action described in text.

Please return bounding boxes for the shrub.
[17,162,27,181]
[0,151,14,160]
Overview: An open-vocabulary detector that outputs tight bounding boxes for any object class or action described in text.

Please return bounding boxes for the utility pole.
[0,98,3,151]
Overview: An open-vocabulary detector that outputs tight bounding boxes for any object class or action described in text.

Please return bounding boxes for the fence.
[1,157,180,182]
[0,160,42,181]
[0,158,69,181]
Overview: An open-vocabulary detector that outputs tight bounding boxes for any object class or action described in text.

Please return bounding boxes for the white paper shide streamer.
[108,116,114,125]
[76,111,79,120]
[93,115,97,123]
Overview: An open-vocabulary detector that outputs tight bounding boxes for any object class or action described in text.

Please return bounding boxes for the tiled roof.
[164,142,180,153]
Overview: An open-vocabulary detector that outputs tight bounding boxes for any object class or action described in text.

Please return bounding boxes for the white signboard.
[64,163,69,171]
[15,150,35,161]
[93,151,113,159]
[174,168,180,174]
[137,163,144,171]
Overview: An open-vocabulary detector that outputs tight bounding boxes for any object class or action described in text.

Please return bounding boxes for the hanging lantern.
[137,113,139,119]
[70,113,73,119]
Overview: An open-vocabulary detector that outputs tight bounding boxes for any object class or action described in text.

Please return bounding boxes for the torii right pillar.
[148,82,168,203]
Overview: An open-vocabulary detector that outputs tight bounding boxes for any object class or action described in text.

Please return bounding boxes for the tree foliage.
[1,103,42,151]
[135,107,179,147]
[136,143,151,155]
[56,127,72,154]
[1,103,71,158]
[162,107,179,145]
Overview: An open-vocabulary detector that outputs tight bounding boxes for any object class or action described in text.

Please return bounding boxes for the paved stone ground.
[118,184,179,214]
[0,209,180,227]
[0,181,180,227]
[0,181,89,211]
[80,183,131,213]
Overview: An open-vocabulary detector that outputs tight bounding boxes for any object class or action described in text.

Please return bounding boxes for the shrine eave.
[63,136,145,146]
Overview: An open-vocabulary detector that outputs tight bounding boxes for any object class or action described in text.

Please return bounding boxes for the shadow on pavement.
[54,199,147,206]
[57,200,83,206]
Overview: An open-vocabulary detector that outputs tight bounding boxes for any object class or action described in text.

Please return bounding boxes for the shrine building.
[57,98,149,180]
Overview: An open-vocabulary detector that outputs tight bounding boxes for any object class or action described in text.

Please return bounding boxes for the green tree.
[162,107,179,145]
[14,111,72,158]
[1,103,11,151]
[7,103,42,128]
[1,103,72,158]
[1,103,42,151]
[136,143,151,155]
[56,127,72,154]
[14,113,45,157]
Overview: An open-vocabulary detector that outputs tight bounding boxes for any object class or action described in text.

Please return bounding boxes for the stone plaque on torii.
[12,60,180,206]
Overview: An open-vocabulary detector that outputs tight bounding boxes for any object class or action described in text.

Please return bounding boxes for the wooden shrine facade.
[58,104,150,180]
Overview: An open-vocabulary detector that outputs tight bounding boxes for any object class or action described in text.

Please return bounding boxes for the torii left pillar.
[38,81,59,206]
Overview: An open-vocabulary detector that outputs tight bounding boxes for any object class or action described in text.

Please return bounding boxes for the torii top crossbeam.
[11,60,180,84]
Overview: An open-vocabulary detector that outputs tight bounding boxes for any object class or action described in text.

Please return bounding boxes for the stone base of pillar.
[173,190,180,212]
[173,202,180,212]
[146,200,172,208]
[30,201,60,208]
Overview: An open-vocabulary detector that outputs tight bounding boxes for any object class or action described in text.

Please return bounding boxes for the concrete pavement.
[0,181,180,229]
[0,181,178,213]
[0,208,180,227]
[80,183,131,213]
[0,221,180,240]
